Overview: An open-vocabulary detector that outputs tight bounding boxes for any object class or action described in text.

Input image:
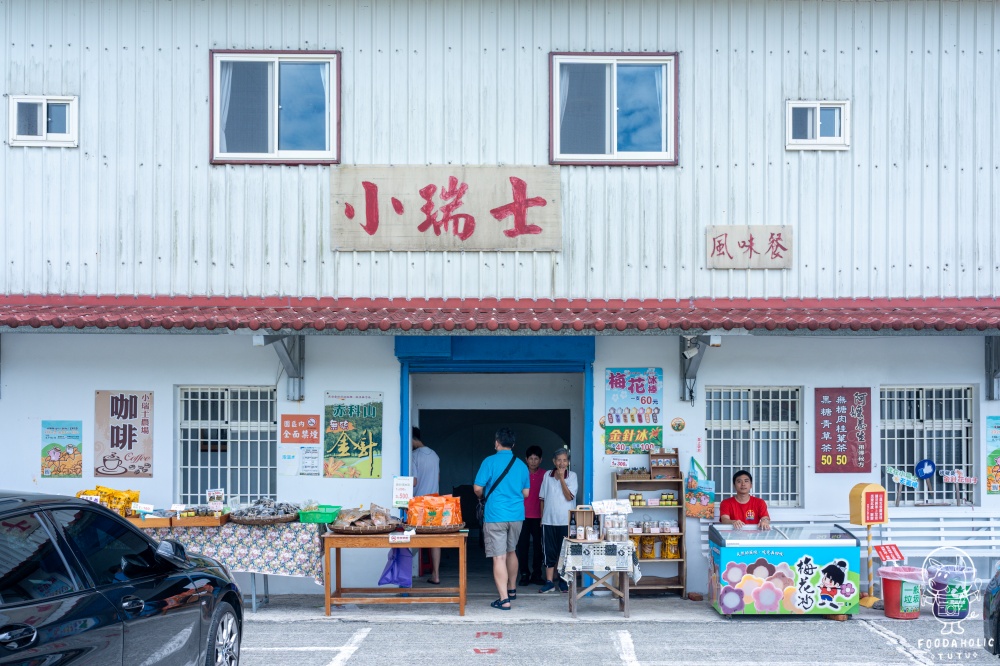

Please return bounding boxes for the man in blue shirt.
[474,427,530,610]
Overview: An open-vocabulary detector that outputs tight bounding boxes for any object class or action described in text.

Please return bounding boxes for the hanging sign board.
[815,388,872,473]
[849,483,888,526]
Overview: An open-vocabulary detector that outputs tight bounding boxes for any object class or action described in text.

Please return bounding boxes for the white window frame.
[211,50,340,164]
[176,386,278,506]
[705,386,802,508]
[550,52,678,166]
[879,385,975,507]
[785,100,850,150]
[7,95,78,147]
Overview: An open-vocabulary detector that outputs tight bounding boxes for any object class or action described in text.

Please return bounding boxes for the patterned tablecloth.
[556,539,642,584]
[143,522,324,582]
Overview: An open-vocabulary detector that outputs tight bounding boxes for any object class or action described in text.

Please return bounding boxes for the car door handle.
[0,624,37,650]
[121,596,145,613]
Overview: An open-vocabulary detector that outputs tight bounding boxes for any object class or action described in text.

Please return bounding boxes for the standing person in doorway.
[516,445,546,586]
[474,427,530,611]
[538,446,577,593]
[411,426,442,584]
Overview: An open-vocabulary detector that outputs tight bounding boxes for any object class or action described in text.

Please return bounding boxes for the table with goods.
[76,487,332,611]
[708,523,862,616]
[323,495,468,616]
[557,500,643,618]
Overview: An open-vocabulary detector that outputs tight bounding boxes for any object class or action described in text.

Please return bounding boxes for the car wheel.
[206,601,240,666]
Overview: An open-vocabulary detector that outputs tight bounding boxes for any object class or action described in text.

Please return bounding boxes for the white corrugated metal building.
[3,0,1000,594]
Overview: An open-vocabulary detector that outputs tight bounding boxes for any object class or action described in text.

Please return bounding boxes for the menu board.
[814,388,871,473]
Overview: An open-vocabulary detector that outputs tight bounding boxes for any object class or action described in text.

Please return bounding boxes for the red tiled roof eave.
[1,296,999,334]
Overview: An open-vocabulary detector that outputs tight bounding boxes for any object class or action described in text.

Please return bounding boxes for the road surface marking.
[859,620,934,666]
[241,627,371,666]
[614,630,640,666]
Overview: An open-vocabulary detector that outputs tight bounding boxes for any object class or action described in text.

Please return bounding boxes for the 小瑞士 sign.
[884,465,919,488]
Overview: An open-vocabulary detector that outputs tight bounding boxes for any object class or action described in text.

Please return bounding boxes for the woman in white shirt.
[538,446,578,593]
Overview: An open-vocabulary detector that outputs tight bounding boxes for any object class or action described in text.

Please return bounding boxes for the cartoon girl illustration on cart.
[817,559,848,609]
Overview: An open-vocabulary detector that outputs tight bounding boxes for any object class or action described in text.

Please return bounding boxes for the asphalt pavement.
[238,588,998,665]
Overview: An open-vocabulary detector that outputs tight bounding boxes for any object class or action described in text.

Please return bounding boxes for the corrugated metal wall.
[2,0,998,301]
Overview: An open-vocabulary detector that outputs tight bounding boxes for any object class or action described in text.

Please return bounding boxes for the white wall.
[593,334,1000,593]
[0,331,401,591]
[5,0,999,301]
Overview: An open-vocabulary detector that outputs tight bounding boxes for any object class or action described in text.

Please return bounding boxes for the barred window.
[705,387,802,507]
[880,386,974,506]
[177,386,277,506]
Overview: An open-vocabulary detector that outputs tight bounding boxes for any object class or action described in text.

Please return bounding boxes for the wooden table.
[323,531,468,616]
[557,539,639,618]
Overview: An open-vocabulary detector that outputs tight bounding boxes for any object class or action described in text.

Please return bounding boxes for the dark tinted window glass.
[0,513,76,605]
[50,509,154,586]
[222,61,271,153]
[559,63,608,155]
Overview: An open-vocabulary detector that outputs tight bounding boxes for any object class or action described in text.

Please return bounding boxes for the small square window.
[211,50,340,164]
[8,95,78,147]
[786,101,850,150]
[551,53,678,165]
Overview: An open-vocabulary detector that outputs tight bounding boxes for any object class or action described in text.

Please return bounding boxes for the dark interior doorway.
[415,409,571,585]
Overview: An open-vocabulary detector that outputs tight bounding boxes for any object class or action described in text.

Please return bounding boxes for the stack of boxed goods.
[76,486,139,516]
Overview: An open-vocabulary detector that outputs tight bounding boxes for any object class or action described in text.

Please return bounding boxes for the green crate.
[299,505,341,523]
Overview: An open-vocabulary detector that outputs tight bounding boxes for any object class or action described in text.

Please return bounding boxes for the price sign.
[610,457,629,469]
[206,488,225,512]
[131,502,155,514]
[388,533,411,544]
[80,495,101,504]
[874,544,905,562]
[170,504,187,512]
[393,476,414,509]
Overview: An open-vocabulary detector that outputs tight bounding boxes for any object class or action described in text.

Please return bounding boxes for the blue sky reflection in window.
[616,64,663,153]
[278,62,328,151]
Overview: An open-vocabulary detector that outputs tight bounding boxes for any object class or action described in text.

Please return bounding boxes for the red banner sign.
[814,388,872,473]
[874,544,904,562]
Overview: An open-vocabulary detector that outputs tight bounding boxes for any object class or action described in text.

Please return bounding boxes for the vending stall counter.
[708,523,861,616]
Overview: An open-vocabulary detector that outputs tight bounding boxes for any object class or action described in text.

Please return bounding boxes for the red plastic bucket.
[879,566,924,620]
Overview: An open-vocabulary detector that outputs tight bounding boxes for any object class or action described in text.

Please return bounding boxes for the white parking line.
[242,628,372,666]
[859,620,934,666]
[614,630,640,666]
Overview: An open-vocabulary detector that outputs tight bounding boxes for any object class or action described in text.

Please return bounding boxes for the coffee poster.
[94,391,153,478]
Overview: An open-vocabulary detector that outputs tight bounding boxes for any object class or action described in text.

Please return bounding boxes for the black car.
[0,491,242,665]
[986,565,1000,655]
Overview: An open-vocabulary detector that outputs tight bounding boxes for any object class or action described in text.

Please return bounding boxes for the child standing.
[538,446,578,593]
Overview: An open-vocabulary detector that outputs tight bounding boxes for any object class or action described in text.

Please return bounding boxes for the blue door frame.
[395,337,596,504]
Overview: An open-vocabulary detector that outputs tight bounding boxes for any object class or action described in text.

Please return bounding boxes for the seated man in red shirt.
[719,470,771,530]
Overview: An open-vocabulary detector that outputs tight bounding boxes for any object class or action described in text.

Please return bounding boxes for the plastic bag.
[378,548,413,587]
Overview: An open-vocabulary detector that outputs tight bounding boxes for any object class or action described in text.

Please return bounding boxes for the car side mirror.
[121,553,154,578]
[156,539,189,564]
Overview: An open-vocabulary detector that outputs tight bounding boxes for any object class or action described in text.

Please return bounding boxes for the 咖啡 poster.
[41,420,83,479]
[323,392,383,479]
[94,391,153,478]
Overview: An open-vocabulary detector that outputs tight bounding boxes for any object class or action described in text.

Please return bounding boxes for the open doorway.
[410,373,585,589]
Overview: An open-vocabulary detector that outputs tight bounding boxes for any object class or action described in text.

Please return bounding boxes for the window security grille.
[177,387,277,506]
[880,386,974,506]
[705,387,802,507]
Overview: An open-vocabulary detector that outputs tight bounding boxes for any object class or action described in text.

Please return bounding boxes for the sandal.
[507,589,517,600]
[490,598,511,611]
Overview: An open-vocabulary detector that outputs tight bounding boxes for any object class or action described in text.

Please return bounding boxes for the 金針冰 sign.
[815,388,871,473]
[332,166,562,251]
[604,368,664,454]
